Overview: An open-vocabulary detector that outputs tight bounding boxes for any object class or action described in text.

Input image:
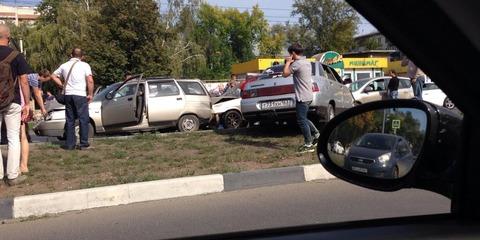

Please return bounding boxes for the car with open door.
[177,0,480,239]
[33,75,212,138]
[350,76,413,104]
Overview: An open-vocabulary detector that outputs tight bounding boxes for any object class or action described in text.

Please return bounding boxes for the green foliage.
[292,0,359,55]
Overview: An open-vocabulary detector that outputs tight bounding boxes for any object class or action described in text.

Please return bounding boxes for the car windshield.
[355,134,397,150]
[8,1,460,239]
[93,82,122,101]
[349,79,370,92]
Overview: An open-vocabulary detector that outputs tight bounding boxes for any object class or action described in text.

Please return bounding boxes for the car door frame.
[146,79,185,126]
[101,74,143,128]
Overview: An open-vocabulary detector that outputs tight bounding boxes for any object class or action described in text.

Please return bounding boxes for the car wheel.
[75,123,95,139]
[327,104,335,121]
[223,110,243,129]
[178,115,200,132]
[443,97,455,109]
[60,123,94,141]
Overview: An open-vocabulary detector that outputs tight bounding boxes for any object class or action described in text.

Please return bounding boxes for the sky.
[1,0,377,35]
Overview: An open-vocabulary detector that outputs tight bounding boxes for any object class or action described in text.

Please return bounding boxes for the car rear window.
[178,81,207,96]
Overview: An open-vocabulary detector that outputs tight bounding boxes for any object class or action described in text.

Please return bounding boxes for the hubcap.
[226,113,240,128]
[182,119,195,131]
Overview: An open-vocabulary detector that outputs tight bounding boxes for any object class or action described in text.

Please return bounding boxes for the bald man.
[0,24,31,186]
[51,48,94,150]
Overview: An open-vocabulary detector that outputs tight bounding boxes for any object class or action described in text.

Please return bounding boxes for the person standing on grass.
[282,43,320,153]
[0,24,31,186]
[19,69,52,174]
[387,70,400,100]
[51,48,94,150]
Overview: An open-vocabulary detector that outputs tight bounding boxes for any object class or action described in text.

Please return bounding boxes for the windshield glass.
[93,82,122,101]
[355,134,396,150]
[4,1,456,239]
[349,79,370,92]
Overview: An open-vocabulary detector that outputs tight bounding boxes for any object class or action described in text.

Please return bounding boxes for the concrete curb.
[0,164,334,220]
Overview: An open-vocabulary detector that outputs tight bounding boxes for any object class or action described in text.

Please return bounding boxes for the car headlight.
[378,153,391,164]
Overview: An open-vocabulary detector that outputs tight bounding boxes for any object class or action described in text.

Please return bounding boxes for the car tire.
[59,123,94,141]
[443,97,455,109]
[223,110,243,129]
[178,115,200,132]
[326,104,335,122]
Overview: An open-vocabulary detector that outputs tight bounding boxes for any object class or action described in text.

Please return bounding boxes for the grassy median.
[1,127,318,197]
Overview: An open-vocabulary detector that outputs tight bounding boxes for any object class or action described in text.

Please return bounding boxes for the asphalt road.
[0,180,450,240]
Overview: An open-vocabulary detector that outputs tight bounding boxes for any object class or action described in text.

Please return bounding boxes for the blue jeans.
[64,95,89,148]
[296,101,319,145]
[389,90,398,99]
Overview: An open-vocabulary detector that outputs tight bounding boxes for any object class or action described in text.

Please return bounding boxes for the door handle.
[177,98,183,101]
[127,97,133,101]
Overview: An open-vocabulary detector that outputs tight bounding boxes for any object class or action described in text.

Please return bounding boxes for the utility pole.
[14,0,24,53]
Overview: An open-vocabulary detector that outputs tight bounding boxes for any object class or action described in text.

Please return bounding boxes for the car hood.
[211,96,239,105]
[348,146,391,160]
[212,98,241,114]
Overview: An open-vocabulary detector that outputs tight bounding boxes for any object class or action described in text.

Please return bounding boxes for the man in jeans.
[387,70,399,99]
[282,43,320,153]
[51,48,94,150]
[0,24,31,185]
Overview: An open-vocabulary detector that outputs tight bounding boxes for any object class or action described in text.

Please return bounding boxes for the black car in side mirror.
[317,100,462,198]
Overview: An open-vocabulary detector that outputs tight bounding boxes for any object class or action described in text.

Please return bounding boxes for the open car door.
[101,74,144,128]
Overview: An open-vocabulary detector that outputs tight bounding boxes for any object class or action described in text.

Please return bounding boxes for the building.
[342,50,396,81]
[0,4,39,25]
[231,58,315,79]
[353,31,398,52]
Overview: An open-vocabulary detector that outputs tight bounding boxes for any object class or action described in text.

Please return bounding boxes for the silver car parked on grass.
[241,62,354,125]
[33,75,212,138]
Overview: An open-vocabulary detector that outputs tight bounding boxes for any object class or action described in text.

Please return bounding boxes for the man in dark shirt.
[0,24,31,186]
[387,70,400,99]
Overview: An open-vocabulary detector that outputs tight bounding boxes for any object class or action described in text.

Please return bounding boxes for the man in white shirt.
[51,48,94,150]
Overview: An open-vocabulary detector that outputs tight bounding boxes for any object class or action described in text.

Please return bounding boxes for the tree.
[259,24,287,57]
[292,0,359,55]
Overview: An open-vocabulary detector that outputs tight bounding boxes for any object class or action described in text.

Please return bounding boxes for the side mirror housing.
[363,86,373,93]
[317,99,462,198]
[105,92,114,100]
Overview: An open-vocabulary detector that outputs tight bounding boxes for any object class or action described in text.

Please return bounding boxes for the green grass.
[2,128,318,197]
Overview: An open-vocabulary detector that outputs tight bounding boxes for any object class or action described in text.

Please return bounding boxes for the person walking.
[282,43,320,153]
[387,70,400,99]
[51,48,94,150]
[0,24,31,186]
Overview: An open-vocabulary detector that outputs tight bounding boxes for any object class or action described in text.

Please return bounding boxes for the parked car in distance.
[350,76,413,104]
[344,133,415,179]
[211,85,245,129]
[33,76,212,138]
[422,82,455,109]
[241,62,354,126]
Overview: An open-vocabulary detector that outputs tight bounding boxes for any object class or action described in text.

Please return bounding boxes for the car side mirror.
[317,100,462,198]
[363,86,373,93]
[105,92,114,100]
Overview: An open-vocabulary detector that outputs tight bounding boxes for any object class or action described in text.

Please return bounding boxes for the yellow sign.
[343,58,388,69]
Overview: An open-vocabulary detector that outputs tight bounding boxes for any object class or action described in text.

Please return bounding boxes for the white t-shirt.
[53,58,92,97]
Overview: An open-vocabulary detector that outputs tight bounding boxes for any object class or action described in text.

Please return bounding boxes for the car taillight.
[312,82,320,92]
[241,89,258,99]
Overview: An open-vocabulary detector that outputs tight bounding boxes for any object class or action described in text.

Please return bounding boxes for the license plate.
[261,100,294,110]
[352,166,368,173]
